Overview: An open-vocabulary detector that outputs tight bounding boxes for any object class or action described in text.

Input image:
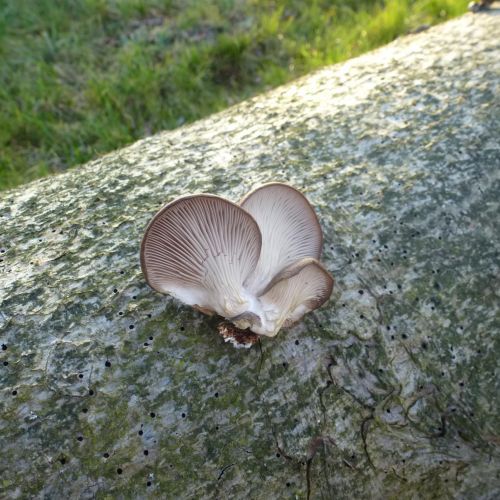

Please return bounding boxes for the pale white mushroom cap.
[233,258,334,337]
[239,183,323,296]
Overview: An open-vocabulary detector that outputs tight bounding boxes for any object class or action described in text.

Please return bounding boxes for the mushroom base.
[217,321,260,349]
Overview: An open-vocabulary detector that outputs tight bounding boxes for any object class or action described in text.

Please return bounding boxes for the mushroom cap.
[239,183,323,295]
[140,194,262,318]
[248,257,334,337]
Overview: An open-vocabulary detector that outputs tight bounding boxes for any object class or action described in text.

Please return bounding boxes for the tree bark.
[1,10,499,499]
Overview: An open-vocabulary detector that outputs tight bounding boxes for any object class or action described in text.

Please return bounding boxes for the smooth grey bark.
[1,10,499,500]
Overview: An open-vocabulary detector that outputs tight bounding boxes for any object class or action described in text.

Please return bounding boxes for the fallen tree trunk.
[1,10,499,499]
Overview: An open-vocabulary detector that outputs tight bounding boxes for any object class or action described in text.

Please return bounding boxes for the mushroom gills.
[240,183,323,296]
[232,258,334,337]
[140,194,262,319]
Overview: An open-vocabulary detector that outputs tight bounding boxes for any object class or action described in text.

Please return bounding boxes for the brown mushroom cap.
[253,258,333,337]
[239,183,323,295]
[140,194,262,318]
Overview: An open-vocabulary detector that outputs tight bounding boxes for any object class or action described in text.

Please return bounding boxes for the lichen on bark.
[1,11,499,499]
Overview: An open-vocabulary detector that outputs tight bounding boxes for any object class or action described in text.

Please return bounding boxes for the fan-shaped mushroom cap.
[239,183,323,295]
[242,258,333,337]
[140,194,262,318]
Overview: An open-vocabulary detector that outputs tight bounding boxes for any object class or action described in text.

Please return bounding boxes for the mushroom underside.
[233,258,334,337]
[140,194,262,318]
[239,183,323,296]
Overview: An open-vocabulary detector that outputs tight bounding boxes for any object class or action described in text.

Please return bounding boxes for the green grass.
[0,0,469,190]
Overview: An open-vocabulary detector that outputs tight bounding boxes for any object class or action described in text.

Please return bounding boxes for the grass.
[0,0,469,190]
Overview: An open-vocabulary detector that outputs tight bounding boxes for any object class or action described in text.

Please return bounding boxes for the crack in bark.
[306,436,336,500]
[217,463,235,481]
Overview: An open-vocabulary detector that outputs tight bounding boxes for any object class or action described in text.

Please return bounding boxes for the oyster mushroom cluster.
[140,183,333,338]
